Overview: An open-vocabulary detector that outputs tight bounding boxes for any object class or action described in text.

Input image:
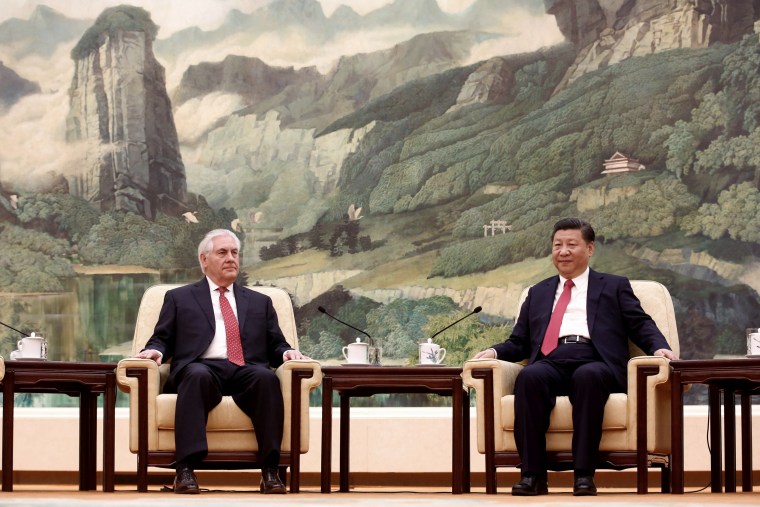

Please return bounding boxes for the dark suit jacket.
[492,269,671,390]
[143,278,293,387]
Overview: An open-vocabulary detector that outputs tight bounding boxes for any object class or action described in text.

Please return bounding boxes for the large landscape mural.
[1,0,760,405]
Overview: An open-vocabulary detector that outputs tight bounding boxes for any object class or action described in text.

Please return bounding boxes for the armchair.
[116,284,322,492]
[463,280,679,494]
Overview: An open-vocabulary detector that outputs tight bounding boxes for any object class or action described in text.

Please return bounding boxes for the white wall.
[4,406,758,475]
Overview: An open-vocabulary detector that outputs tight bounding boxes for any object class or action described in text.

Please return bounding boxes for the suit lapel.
[191,278,215,330]
[233,283,249,332]
[534,276,560,345]
[586,269,605,335]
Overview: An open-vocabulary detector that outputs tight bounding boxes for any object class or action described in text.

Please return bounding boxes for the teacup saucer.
[12,357,47,361]
[416,363,446,367]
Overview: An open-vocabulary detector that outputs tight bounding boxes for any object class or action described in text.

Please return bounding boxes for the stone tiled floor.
[0,486,758,507]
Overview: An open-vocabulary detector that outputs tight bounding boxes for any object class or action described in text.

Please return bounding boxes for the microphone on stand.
[0,319,30,337]
[318,306,373,346]
[430,306,482,340]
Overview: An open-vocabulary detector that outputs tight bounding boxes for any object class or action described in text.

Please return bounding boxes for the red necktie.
[541,279,575,356]
[218,287,244,366]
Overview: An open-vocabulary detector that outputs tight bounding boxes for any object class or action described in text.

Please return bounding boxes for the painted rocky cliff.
[65,5,186,219]
[547,0,760,90]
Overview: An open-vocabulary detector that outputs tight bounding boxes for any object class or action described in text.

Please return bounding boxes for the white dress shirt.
[201,277,239,360]
[554,267,591,339]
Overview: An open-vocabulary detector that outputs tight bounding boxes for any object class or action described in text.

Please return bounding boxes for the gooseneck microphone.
[317,306,373,346]
[430,306,482,340]
[0,320,30,337]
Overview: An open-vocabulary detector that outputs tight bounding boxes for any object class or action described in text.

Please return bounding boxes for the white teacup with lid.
[10,332,48,360]
[342,338,370,364]
[419,338,446,365]
[747,328,760,357]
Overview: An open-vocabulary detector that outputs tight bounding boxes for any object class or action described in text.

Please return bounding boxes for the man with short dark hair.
[473,218,677,496]
[134,229,308,494]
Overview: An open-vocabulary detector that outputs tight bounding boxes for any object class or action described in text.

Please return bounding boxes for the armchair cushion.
[503,394,628,433]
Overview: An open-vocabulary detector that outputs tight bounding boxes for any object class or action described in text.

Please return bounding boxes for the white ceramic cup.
[11,332,48,360]
[419,338,446,364]
[342,338,369,364]
[747,328,760,356]
[368,345,382,366]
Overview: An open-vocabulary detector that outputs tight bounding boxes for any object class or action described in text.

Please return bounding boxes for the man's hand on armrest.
[653,348,678,360]
[283,349,310,361]
[472,348,497,360]
[133,349,163,365]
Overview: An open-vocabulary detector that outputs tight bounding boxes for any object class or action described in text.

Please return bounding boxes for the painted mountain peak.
[65,5,186,219]
[0,61,40,108]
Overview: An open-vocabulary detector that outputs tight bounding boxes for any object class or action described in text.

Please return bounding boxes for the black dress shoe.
[511,474,548,496]
[260,468,286,494]
[573,475,597,496]
[173,466,200,494]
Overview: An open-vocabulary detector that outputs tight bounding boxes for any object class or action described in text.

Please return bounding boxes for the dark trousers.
[513,342,620,476]
[171,359,284,468]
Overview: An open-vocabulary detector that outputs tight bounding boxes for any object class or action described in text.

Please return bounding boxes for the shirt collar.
[206,276,233,294]
[559,266,590,290]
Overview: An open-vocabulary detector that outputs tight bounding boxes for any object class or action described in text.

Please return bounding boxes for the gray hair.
[197,229,241,273]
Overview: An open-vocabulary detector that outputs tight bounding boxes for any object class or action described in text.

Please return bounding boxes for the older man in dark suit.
[473,218,677,496]
[134,229,307,494]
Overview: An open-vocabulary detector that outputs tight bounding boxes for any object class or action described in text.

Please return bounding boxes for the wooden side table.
[670,358,760,493]
[320,365,470,494]
[1,360,117,492]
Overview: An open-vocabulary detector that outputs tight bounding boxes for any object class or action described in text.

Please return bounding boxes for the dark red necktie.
[541,279,575,356]
[218,286,244,366]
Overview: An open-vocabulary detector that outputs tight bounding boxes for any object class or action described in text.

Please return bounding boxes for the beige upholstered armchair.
[116,284,322,492]
[463,280,679,494]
